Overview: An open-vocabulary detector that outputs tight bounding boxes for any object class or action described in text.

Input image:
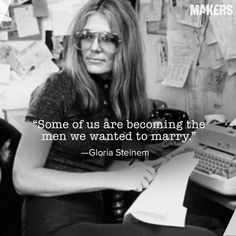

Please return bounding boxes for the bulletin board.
[138,0,236,122]
[0,0,88,113]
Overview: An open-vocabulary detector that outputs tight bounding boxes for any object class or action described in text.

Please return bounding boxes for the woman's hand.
[111,161,155,192]
[144,157,169,173]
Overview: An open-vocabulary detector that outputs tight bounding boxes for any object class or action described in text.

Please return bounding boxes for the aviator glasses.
[74,30,122,53]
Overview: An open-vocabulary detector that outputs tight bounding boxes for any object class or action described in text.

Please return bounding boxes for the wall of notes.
[139,0,236,122]
[0,0,88,116]
[1,0,236,123]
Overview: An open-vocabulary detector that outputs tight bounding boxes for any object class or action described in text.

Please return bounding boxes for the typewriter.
[168,124,236,196]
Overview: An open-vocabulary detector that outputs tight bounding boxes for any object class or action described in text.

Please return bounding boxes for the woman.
[13,0,216,235]
[0,118,22,236]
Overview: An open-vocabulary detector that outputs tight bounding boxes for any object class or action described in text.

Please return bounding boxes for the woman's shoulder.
[32,70,75,101]
[43,70,74,92]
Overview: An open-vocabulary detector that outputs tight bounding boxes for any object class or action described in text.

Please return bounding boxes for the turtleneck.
[89,73,112,88]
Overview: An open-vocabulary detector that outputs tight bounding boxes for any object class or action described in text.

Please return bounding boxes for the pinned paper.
[32,0,49,18]
[140,0,152,4]
[11,0,30,5]
[169,0,205,28]
[0,64,10,84]
[13,4,40,38]
[162,30,194,87]
[145,0,162,21]
[210,1,236,60]
[28,59,59,84]
[225,59,236,77]
[49,0,83,36]
[146,21,166,35]
[156,37,168,81]
[206,68,227,93]
[17,41,53,72]
[0,0,11,24]
[205,22,217,46]
[0,31,8,40]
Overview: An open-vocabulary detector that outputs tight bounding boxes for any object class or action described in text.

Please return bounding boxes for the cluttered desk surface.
[145,124,236,212]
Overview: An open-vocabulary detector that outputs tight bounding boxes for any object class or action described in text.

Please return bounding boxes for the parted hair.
[64,0,148,121]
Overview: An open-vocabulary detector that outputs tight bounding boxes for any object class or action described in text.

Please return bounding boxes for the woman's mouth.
[86,58,105,63]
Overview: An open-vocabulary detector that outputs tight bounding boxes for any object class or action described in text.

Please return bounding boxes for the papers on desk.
[124,152,198,227]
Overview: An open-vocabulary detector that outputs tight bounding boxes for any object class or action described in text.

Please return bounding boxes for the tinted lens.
[99,32,119,52]
[74,31,121,52]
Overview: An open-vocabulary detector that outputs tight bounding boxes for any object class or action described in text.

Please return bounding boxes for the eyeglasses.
[74,30,122,53]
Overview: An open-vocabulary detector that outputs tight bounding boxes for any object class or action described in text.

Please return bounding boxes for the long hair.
[64,0,148,121]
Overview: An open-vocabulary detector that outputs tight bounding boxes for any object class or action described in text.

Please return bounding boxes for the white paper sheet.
[145,0,162,21]
[28,59,59,84]
[162,30,193,87]
[13,4,40,38]
[0,31,8,41]
[0,64,10,84]
[124,152,198,227]
[17,41,53,72]
[0,0,11,24]
[49,0,83,36]
[210,0,236,60]
[169,0,205,28]
[205,22,217,46]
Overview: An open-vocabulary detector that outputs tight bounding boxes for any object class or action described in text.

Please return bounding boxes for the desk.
[187,181,236,211]
[147,142,236,210]
[147,142,236,229]
[184,181,236,229]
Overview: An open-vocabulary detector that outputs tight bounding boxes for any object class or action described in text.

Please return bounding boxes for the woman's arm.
[13,122,155,197]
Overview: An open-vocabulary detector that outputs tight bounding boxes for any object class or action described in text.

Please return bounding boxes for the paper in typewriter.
[124,152,198,227]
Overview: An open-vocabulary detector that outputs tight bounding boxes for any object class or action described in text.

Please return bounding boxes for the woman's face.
[81,13,116,75]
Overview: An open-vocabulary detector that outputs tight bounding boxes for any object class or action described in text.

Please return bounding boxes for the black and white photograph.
[0,0,236,235]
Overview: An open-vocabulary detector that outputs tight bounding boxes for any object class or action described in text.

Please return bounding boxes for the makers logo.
[189,4,233,16]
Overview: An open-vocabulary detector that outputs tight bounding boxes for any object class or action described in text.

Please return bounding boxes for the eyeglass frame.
[73,30,122,53]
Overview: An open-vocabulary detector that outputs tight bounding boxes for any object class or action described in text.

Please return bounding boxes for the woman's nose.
[90,36,102,52]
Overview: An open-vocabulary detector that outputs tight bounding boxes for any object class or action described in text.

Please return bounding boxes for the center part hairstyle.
[64,0,149,122]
